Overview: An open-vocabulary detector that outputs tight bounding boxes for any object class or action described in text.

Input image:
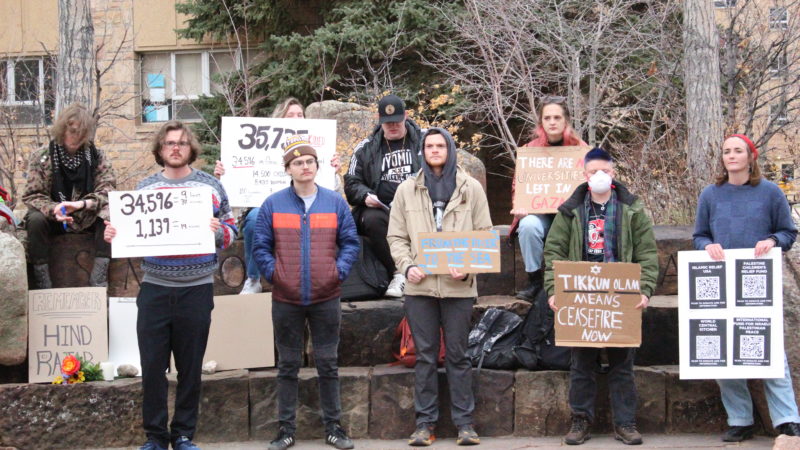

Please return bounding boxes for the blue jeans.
[717,355,800,427]
[272,298,342,433]
[517,214,554,272]
[242,207,261,280]
[569,347,637,426]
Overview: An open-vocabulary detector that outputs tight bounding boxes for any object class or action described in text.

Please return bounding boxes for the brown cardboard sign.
[512,146,588,214]
[28,287,108,383]
[203,293,274,369]
[414,230,501,274]
[553,261,642,347]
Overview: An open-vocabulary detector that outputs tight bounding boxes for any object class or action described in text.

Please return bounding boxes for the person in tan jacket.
[388,127,492,447]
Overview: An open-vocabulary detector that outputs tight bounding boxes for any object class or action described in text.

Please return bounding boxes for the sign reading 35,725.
[109,187,215,258]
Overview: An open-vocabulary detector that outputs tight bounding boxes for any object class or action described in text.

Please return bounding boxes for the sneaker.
[408,423,436,446]
[456,424,480,445]
[325,422,355,449]
[268,426,296,450]
[173,436,200,450]
[777,422,800,436]
[613,424,643,445]
[386,273,406,298]
[722,425,754,442]
[239,277,262,294]
[564,416,590,445]
[138,440,167,450]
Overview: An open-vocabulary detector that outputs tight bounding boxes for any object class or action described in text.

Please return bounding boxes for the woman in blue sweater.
[693,134,800,442]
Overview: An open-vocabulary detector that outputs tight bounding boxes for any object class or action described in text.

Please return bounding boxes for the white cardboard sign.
[220,117,337,207]
[108,297,141,377]
[109,187,215,258]
[678,248,785,379]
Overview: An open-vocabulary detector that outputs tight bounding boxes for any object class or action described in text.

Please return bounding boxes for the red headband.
[727,134,758,159]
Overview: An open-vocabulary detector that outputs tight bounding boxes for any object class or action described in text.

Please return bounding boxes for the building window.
[770,51,788,76]
[140,50,242,123]
[0,57,55,125]
[770,104,788,124]
[770,7,789,30]
[713,0,736,8]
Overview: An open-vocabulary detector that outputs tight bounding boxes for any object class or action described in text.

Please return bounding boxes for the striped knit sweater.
[137,169,237,286]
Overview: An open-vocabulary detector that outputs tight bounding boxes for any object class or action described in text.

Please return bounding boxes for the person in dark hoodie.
[345,94,423,298]
[388,128,492,447]
[544,147,658,446]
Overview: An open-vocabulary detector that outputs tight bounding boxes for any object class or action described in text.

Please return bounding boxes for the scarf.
[421,127,458,231]
[49,140,98,203]
[583,188,618,262]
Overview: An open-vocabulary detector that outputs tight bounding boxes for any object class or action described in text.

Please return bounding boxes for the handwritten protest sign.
[28,288,108,383]
[220,117,337,207]
[512,146,588,214]
[678,248,784,379]
[414,230,501,274]
[553,261,642,347]
[109,187,215,258]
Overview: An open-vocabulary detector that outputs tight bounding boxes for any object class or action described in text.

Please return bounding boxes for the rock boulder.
[0,232,27,366]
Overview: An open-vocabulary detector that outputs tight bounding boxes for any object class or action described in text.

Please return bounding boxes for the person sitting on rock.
[22,103,116,289]
[545,147,657,446]
[345,94,423,298]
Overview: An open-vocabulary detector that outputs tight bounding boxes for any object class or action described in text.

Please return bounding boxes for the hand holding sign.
[108,187,215,258]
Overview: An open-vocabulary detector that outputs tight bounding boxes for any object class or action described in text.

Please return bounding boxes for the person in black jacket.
[344,94,423,297]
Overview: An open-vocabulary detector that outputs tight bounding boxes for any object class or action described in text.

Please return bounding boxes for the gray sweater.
[693,179,797,251]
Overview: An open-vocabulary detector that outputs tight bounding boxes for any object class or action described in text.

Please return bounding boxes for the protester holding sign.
[544,147,657,446]
[214,97,306,295]
[23,103,116,289]
[105,120,237,450]
[693,134,800,442]
[387,128,492,447]
[345,94,423,298]
[253,136,359,450]
[511,96,587,301]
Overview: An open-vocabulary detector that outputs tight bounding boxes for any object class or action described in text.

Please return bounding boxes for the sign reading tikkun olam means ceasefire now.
[512,146,589,214]
[553,261,642,347]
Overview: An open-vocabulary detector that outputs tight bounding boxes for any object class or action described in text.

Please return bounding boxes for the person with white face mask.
[542,147,658,446]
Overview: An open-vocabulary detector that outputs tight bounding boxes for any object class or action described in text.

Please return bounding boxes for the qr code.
[695,277,721,300]
[740,335,765,359]
[742,274,767,298]
[695,335,721,359]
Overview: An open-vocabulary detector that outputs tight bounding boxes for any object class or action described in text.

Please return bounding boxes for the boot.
[89,257,110,287]
[516,269,543,301]
[33,263,53,289]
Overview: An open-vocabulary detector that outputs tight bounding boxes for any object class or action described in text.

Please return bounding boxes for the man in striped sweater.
[105,121,237,450]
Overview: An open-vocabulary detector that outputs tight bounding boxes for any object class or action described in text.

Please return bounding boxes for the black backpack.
[514,289,572,371]
[340,236,390,301]
[466,308,522,370]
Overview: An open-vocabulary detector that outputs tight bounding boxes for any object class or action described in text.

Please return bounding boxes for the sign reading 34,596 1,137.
[109,187,215,258]
[220,117,337,207]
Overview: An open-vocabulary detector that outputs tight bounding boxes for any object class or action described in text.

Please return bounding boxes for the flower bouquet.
[52,355,104,384]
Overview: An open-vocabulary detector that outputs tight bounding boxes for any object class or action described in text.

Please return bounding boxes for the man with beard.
[23,103,116,289]
[345,94,423,297]
[104,120,237,450]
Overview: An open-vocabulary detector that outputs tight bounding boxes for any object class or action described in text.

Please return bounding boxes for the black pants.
[137,282,214,447]
[272,298,342,433]
[356,207,396,274]
[25,208,110,264]
[569,347,637,426]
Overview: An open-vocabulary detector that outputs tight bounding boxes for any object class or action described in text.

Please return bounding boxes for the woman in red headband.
[693,134,800,442]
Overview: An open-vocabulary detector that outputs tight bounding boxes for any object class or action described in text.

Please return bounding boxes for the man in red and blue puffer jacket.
[253,136,359,450]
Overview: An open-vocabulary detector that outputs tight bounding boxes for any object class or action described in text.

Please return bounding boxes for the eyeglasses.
[290,158,316,168]
[163,141,190,148]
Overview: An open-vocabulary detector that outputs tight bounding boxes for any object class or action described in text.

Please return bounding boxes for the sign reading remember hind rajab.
[512,146,588,214]
[678,248,784,380]
[28,288,108,383]
[553,261,642,347]
[220,117,337,207]
[414,230,501,274]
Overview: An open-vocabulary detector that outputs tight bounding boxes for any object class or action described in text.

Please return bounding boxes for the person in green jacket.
[543,147,658,446]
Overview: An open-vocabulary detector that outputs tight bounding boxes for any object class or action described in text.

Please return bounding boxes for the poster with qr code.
[678,248,784,379]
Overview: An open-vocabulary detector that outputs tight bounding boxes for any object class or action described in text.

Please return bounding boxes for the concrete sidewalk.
[96,434,779,449]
